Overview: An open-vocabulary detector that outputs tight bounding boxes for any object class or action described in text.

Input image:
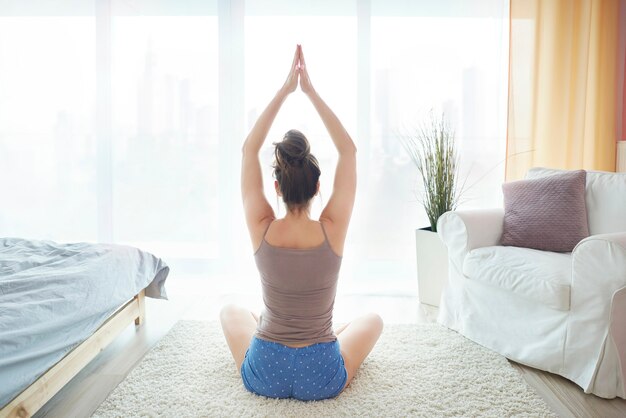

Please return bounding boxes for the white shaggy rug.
[93,321,555,417]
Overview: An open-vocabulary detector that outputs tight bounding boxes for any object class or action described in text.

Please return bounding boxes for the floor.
[33,276,626,418]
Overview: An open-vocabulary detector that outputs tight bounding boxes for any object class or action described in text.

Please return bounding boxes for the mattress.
[0,237,169,407]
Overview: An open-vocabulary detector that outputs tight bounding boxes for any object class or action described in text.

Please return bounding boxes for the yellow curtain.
[506,0,621,180]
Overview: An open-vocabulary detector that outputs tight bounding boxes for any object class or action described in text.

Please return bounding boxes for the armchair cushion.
[501,169,589,252]
[527,167,626,235]
[463,246,572,311]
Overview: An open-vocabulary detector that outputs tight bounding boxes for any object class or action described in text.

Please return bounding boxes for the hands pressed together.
[281,44,315,97]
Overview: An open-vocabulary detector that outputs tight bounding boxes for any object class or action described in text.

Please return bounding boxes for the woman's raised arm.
[241,45,299,249]
[299,46,357,242]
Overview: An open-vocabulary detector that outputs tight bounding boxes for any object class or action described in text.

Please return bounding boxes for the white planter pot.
[415,228,449,307]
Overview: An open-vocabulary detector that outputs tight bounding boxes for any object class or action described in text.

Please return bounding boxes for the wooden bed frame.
[0,289,146,418]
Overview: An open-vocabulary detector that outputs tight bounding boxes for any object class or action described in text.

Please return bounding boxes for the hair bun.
[272,129,321,212]
[275,130,310,167]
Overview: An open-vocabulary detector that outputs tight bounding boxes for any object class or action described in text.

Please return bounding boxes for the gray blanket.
[0,237,169,407]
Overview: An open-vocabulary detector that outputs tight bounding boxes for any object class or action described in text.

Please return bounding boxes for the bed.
[0,237,169,417]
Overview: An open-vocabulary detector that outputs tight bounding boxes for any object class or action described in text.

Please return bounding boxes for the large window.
[111,16,219,259]
[0,14,97,241]
[0,0,509,296]
[363,2,510,293]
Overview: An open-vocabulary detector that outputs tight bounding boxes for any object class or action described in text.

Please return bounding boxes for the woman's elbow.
[241,141,253,156]
[343,142,357,155]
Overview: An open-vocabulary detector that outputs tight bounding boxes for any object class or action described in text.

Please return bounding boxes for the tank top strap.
[319,221,330,243]
[262,220,273,239]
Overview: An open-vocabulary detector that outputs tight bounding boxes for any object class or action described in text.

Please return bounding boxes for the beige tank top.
[254,221,342,345]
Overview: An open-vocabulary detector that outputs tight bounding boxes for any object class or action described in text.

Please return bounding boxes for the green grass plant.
[401,112,459,232]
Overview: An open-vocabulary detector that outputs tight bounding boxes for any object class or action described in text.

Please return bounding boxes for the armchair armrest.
[572,232,626,292]
[574,232,626,253]
[566,232,626,388]
[437,209,504,270]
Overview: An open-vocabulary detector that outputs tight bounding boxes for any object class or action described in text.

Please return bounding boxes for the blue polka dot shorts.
[240,336,348,401]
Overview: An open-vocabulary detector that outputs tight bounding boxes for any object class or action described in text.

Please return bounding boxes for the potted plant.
[401,111,460,307]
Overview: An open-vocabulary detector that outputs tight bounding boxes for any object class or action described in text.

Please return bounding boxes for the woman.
[220,45,383,401]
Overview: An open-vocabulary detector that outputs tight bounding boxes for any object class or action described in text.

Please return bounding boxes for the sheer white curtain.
[0,0,508,296]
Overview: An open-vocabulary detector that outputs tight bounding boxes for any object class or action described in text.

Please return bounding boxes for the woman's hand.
[298,45,315,96]
[279,45,300,97]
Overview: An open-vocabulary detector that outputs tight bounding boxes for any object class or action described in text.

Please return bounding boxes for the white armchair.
[437,168,626,399]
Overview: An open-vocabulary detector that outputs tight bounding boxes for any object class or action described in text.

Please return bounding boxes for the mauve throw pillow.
[501,170,589,252]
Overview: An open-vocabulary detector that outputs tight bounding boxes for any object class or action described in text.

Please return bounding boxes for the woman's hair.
[273,129,321,212]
